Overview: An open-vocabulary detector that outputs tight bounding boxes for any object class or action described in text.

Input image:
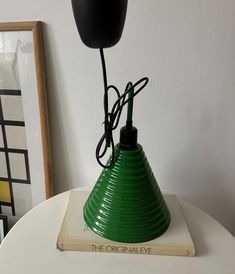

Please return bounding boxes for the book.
[57,190,195,256]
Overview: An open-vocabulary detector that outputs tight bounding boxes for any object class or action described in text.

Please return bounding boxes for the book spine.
[57,242,195,256]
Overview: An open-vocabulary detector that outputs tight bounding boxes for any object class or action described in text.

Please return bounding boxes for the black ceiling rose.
[71,0,128,48]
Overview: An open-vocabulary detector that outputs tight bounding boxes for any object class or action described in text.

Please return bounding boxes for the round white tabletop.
[0,188,234,274]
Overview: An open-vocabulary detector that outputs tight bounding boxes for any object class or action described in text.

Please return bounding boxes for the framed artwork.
[0,22,53,227]
[0,215,8,243]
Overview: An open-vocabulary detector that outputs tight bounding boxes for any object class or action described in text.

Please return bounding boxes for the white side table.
[0,188,234,274]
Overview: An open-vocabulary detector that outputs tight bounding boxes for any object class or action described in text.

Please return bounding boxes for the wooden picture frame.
[0,215,8,243]
[0,22,53,226]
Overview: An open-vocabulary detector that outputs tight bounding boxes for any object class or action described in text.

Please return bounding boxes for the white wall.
[0,0,234,235]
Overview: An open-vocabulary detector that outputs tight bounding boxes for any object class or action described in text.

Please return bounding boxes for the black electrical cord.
[96,48,149,168]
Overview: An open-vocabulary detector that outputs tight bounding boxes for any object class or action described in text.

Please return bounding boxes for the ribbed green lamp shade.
[83,144,171,243]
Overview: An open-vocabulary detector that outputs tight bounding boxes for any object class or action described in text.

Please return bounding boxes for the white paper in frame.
[0,22,53,227]
[0,215,8,243]
[0,219,4,243]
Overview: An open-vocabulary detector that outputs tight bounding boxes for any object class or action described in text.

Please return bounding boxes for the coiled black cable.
[96,48,149,168]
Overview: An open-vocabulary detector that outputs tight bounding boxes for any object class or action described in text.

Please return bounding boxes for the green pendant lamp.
[71,0,171,243]
[83,90,171,243]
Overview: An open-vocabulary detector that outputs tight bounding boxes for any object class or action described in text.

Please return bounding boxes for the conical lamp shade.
[83,144,170,243]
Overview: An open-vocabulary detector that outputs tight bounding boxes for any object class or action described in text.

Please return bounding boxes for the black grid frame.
[0,89,31,216]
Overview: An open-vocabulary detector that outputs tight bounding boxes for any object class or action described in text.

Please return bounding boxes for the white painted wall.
[0,0,234,235]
